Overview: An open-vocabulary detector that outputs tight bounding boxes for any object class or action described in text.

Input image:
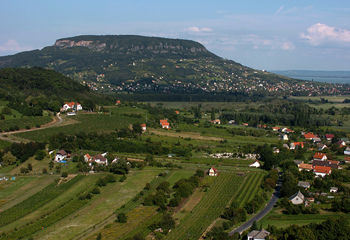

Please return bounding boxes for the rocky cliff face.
[54,40,106,51]
[54,37,208,54]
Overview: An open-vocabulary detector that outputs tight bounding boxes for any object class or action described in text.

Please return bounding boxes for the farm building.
[247,229,270,240]
[289,190,305,205]
[209,167,218,176]
[330,187,338,193]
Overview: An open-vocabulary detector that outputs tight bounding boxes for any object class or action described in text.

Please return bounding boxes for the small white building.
[344,147,350,156]
[62,102,83,112]
[289,190,305,205]
[330,187,338,193]
[280,134,289,141]
[209,167,218,176]
[55,150,67,162]
[247,229,270,240]
[249,160,260,168]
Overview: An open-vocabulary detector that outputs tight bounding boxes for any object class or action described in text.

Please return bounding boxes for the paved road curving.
[0,113,62,143]
[229,172,282,235]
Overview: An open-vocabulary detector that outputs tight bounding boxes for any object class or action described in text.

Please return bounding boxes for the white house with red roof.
[209,167,218,176]
[249,160,261,168]
[84,153,92,162]
[62,102,82,112]
[87,154,108,167]
[140,124,147,133]
[313,165,331,177]
[313,152,327,161]
[160,119,170,129]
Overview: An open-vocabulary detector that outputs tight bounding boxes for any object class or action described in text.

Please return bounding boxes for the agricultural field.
[0,116,53,132]
[166,172,254,240]
[13,113,142,142]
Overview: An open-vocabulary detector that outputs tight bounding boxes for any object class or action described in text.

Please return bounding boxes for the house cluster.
[295,152,341,178]
[209,152,258,160]
[210,119,221,124]
[84,153,109,168]
[61,102,83,112]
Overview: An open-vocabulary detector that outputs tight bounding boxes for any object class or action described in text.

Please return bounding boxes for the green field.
[0,116,53,132]
[166,172,249,240]
[13,114,142,141]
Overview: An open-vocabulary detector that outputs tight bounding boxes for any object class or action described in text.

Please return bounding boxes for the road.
[0,113,62,143]
[229,172,282,235]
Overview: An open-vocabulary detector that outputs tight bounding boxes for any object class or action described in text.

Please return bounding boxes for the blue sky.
[1,0,350,71]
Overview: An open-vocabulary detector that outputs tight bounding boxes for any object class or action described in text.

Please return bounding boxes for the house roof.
[313,165,331,174]
[65,102,81,108]
[85,153,91,159]
[299,163,313,170]
[312,160,339,169]
[289,190,305,201]
[92,154,107,162]
[313,152,327,160]
[304,132,315,139]
[344,156,350,161]
[247,229,270,239]
[298,181,311,188]
[140,124,146,127]
[57,150,67,155]
[291,142,304,148]
[210,167,217,172]
[325,134,334,139]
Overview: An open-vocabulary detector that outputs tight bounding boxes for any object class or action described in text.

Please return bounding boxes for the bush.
[25,125,30,129]
[61,172,68,178]
[116,212,127,223]
[91,187,101,194]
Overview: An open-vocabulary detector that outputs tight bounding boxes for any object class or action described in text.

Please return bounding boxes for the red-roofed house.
[160,119,170,129]
[344,156,350,163]
[175,111,179,114]
[84,153,92,162]
[140,124,146,133]
[88,154,108,167]
[62,102,82,112]
[272,127,280,132]
[325,134,335,141]
[290,142,304,150]
[313,166,331,177]
[249,160,261,168]
[209,167,218,176]
[313,152,328,161]
[298,163,313,172]
[116,100,121,105]
[304,132,315,140]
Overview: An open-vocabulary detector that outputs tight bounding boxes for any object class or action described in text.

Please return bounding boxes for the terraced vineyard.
[0,175,85,228]
[166,172,247,240]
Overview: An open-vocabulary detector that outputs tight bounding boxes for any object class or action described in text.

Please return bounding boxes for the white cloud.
[300,23,350,45]
[281,41,295,50]
[184,27,213,33]
[274,6,284,16]
[0,39,32,52]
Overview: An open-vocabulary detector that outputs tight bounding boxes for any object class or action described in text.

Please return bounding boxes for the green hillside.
[0,35,307,95]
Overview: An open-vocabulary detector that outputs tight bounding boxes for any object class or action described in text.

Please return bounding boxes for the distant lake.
[270,70,350,84]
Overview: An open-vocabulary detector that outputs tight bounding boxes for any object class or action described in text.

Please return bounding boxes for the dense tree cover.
[169,174,200,207]
[8,141,45,163]
[221,99,332,127]
[0,67,113,116]
[267,216,350,240]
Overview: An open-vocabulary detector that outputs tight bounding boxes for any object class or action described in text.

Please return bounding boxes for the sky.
[1,0,350,71]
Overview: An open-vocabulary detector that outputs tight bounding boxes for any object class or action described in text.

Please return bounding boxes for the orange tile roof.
[304,132,315,139]
[314,152,327,159]
[299,163,313,170]
[313,165,331,174]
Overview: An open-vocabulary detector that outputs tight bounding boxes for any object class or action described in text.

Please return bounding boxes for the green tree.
[116,212,127,223]
[2,152,16,166]
[211,108,215,121]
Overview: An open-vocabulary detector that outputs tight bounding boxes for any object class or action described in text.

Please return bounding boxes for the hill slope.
[0,35,302,94]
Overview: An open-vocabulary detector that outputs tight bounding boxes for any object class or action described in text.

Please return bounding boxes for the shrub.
[91,187,100,194]
[61,172,68,178]
[116,213,127,223]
